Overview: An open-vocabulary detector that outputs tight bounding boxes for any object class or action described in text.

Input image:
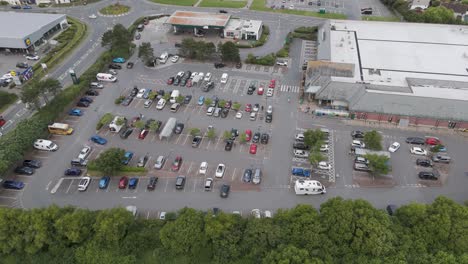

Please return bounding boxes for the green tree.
[423,6,455,24]
[207,128,216,140]
[101,24,132,58]
[92,208,133,248]
[303,129,324,148]
[218,100,226,108]
[134,120,145,130]
[138,42,154,62]
[223,130,231,140]
[239,133,247,143]
[204,98,213,107]
[363,130,382,150]
[176,95,184,104]
[55,208,95,245]
[190,128,201,137]
[20,84,41,109]
[160,208,206,256]
[430,144,444,153]
[163,93,171,101]
[148,120,160,133]
[148,91,157,100]
[309,151,324,165]
[220,41,240,62]
[263,245,317,264]
[232,102,241,111]
[40,78,62,96]
[241,216,282,261]
[115,117,126,126]
[364,154,390,176]
[204,212,244,262]
[92,148,125,174]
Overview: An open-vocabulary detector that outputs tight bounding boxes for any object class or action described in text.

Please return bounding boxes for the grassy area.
[199,0,247,8]
[0,91,18,113]
[362,16,401,22]
[250,0,347,19]
[150,0,197,6]
[99,3,130,15]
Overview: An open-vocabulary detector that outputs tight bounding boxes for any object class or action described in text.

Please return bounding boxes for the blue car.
[198,96,205,106]
[11,5,21,9]
[128,177,139,189]
[143,89,151,99]
[122,151,134,165]
[90,135,107,145]
[3,180,24,190]
[22,5,32,9]
[99,176,110,189]
[64,168,82,176]
[112,57,125,63]
[68,109,83,116]
[80,97,93,103]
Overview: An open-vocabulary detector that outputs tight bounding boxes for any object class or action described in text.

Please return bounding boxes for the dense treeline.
[0,196,466,263]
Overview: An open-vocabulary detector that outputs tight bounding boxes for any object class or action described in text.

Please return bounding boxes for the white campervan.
[96,73,117,82]
[294,180,326,195]
[170,90,180,104]
[34,139,58,151]
[220,73,228,84]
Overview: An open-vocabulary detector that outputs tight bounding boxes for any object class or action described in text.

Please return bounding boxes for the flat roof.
[329,20,468,87]
[0,11,66,39]
[225,19,262,32]
[166,11,230,27]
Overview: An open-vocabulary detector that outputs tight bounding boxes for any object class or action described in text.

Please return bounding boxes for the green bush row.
[87,163,147,174]
[236,25,270,48]
[245,53,276,66]
[0,91,18,112]
[96,113,114,130]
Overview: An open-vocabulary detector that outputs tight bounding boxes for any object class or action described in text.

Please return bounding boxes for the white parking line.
[187,162,194,175]
[231,167,237,181]
[215,137,222,150]
[183,134,190,145]
[0,196,16,200]
[175,134,182,144]
[192,178,197,192]
[65,180,74,194]
[164,180,169,192]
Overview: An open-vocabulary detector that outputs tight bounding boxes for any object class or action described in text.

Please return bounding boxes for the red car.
[269,79,276,88]
[249,143,257,154]
[245,129,252,141]
[225,100,232,109]
[119,176,128,189]
[0,116,6,128]
[138,129,149,139]
[186,79,192,87]
[172,156,183,171]
[245,104,252,112]
[425,137,441,145]
[167,77,174,85]
[257,86,264,95]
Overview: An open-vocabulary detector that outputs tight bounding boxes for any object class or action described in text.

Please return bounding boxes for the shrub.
[276,48,289,58]
[38,3,48,7]
[96,113,114,130]
[0,1,8,5]
[245,53,276,66]
[115,96,125,105]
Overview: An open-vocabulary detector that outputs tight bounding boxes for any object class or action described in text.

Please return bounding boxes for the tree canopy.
[90,147,125,174]
[101,24,133,58]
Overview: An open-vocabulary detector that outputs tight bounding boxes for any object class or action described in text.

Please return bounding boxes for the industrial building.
[165,11,263,41]
[306,20,468,129]
[0,11,68,53]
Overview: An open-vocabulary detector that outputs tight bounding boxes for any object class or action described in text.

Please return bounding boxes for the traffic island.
[99,3,131,16]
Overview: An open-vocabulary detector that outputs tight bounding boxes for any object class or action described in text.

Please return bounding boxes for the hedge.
[0,91,18,113]
[87,162,147,175]
[96,113,114,130]
[236,25,269,48]
[245,53,276,66]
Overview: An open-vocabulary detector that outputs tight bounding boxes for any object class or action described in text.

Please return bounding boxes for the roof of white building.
[0,11,66,39]
[225,19,262,33]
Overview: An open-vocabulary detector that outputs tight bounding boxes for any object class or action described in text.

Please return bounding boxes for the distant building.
[0,11,68,53]
[224,19,263,41]
[441,2,468,22]
[410,0,431,10]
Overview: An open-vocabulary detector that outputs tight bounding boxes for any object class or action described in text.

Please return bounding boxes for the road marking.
[183,134,190,145]
[192,178,197,192]
[164,179,169,192]
[65,179,74,194]
[187,162,194,175]
[122,196,137,199]
[0,196,16,200]
[231,167,237,181]
[45,180,52,191]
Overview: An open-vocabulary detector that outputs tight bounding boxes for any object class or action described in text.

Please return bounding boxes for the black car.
[252,132,261,143]
[220,184,230,198]
[220,108,229,118]
[174,123,184,134]
[416,159,433,167]
[174,43,182,48]
[236,62,242,69]
[175,176,186,190]
[406,137,425,145]
[147,176,158,190]
[14,166,34,175]
[214,62,225,68]
[23,159,42,168]
[130,87,139,97]
[242,169,252,183]
[121,96,133,106]
[120,127,133,139]
[192,136,202,148]
[265,113,272,123]
[247,85,256,95]
[219,9,228,13]
[85,90,99,96]
[351,130,365,139]
[231,128,239,139]
[418,171,439,180]
[79,97,93,103]
[293,142,310,150]
[16,62,29,69]
[109,63,122,69]
[64,168,82,176]
[184,95,192,104]
[225,140,233,151]
[260,133,269,144]
[203,81,214,92]
[77,101,90,107]
[126,62,134,69]
[154,120,163,132]
[183,71,192,80]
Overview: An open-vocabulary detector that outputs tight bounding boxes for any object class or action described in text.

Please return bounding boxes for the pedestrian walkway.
[280,85,300,93]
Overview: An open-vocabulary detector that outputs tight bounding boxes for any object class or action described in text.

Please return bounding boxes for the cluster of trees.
[0,197,466,263]
[101,24,134,58]
[20,78,62,110]
[138,42,154,66]
[178,38,240,62]
[302,129,327,165]
[88,147,146,174]
[381,0,461,24]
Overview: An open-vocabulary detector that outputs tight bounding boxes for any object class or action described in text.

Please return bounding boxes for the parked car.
[192,136,202,148]
[23,160,42,168]
[78,177,91,191]
[138,129,149,140]
[198,96,205,105]
[410,146,427,156]
[249,144,257,154]
[293,142,310,150]
[351,140,365,148]
[78,146,92,160]
[388,142,400,153]
[318,161,331,170]
[99,176,110,189]
[171,55,179,63]
[90,135,107,145]
[25,54,40,60]
[126,62,134,69]
[243,169,253,183]
[68,108,83,116]
[3,180,24,190]
[85,90,99,96]
[220,184,230,198]
[291,167,311,177]
[16,62,29,69]
[137,154,149,167]
[119,176,129,189]
[184,95,192,104]
[120,128,133,139]
[109,63,122,69]
[418,171,439,180]
[14,166,34,175]
[175,176,186,189]
[64,168,82,176]
[252,132,260,143]
[154,155,166,169]
[122,151,134,165]
[174,123,184,134]
[129,177,139,189]
[147,177,158,190]
[260,133,269,144]
[245,129,252,141]
[76,101,90,107]
[172,156,183,171]
[416,159,433,167]
[225,140,233,151]
[215,164,226,178]
[113,57,125,63]
[425,137,441,145]
[351,130,365,138]
[405,137,425,145]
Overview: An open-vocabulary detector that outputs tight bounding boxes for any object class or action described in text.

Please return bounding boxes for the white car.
[294,149,309,158]
[320,144,329,152]
[267,105,273,114]
[78,146,92,160]
[351,140,365,148]
[89,14,97,19]
[206,106,215,116]
[199,162,208,175]
[78,177,91,191]
[289,4,294,9]
[276,60,288,66]
[154,155,166,169]
[251,209,261,219]
[295,133,304,141]
[156,98,166,110]
[136,88,146,98]
[198,72,204,79]
[215,164,226,178]
[25,54,40,60]
[176,71,184,78]
[318,161,331,170]
[410,146,427,156]
[236,111,243,119]
[264,210,272,218]
[170,55,179,63]
[204,72,212,82]
[388,142,400,153]
[252,104,259,112]
[143,99,153,108]
[159,212,166,220]
[190,72,198,79]
[266,88,274,97]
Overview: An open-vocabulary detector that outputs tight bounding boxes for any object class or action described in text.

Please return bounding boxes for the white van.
[34,139,58,151]
[170,90,179,104]
[96,73,117,82]
[294,180,326,195]
[220,73,228,84]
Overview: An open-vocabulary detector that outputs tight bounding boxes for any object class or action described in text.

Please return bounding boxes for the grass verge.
[99,4,130,15]
[150,0,197,6]
[199,0,247,8]
[362,16,401,22]
[0,92,18,113]
[250,0,346,19]
[86,168,147,177]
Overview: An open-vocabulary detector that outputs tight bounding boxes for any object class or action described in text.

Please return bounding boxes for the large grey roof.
[0,12,66,39]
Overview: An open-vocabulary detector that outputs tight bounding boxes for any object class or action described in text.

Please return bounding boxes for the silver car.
[154,155,166,169]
